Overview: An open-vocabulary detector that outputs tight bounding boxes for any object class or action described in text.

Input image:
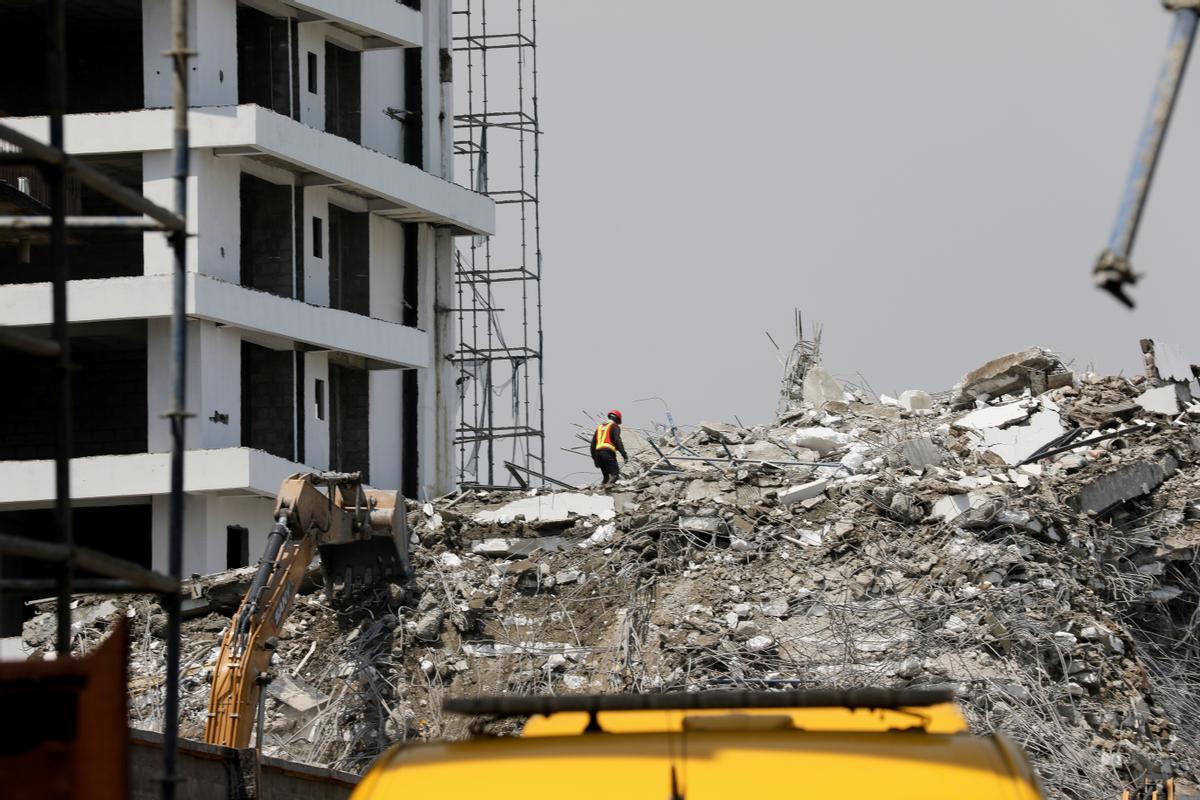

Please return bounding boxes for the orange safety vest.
[595,422,617,452]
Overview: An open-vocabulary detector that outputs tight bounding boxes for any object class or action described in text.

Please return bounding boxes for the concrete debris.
[734,440,793,462]
[37,341,1200,799]
[1073,455,1178,516]
[699,421,745,444]
[898,436,945,469]
[802,365,844,410]
[778,479,829,506]
[968,403,1064,466]
[953,399,1036,432]
[1136,384,1191,416]
[898,389,934,412]
[952,347,1068,407]
[267,673,329,713]
[1143,339,1195,384]
[474,492,615,524]
[788,427,852,455]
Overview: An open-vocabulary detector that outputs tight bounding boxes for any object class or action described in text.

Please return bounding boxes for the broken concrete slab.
[1142,339,1195,383]
[970,406,1064,466]
[679,516,728,536]
[931,492,993,523]
[734,440,793,462]
[1073,455,1179,516]
[898,390,933,412]
[779,479,829,506]
[1136,384,1191,416]
[954,400,1035,432]
[952,347,1065,406]
[474,492,616,524]
[899,437,946,469]
[267,672,329,713]
[472,538,523,558]
[854,403,902,422]
[802,365,844,409]
[699,421,745,444]
[685,479,725,503]
[788,427,852,455]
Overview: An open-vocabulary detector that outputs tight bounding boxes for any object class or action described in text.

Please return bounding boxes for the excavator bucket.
[319,485,411,597]
[273,472,412,600]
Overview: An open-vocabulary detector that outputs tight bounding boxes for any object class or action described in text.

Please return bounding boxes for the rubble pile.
[25,341,1200,798]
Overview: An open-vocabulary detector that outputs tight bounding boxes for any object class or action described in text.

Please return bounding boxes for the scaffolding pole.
[453,0,546,488]
[0,2,191,798]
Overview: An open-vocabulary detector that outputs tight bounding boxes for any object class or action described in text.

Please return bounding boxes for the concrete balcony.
[0,274,430,368]
[0,447,302,506]
[3,105,493,236]
[286,0,424,48]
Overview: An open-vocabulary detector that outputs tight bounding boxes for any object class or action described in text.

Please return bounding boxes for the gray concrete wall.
[130,729,357,800]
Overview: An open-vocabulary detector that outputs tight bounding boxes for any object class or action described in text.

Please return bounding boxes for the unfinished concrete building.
[0,0,493,622]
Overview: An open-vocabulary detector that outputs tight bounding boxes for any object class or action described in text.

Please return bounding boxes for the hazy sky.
[529,2,1200,480]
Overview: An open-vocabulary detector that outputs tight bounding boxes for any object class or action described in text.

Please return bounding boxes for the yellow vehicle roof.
[352,704,1044,800]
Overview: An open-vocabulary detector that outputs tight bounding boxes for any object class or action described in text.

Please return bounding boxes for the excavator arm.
[204,472,409,749]
[204,516,316,749]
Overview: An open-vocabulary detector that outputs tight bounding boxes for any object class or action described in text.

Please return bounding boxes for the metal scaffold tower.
[452,0,546,488]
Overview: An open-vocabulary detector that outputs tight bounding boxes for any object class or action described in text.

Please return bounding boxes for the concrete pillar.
[437,0,454,181]
[418,225,456,496]
[423,0,442,174]
[369,370,403,490]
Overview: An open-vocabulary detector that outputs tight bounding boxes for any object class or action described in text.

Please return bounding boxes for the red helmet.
[608,409,622,424]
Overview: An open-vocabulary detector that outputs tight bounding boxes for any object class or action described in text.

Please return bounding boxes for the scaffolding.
[452,0,546,487]
[0,2,192,798]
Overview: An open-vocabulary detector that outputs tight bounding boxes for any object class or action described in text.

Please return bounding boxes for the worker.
[591,410,628,486]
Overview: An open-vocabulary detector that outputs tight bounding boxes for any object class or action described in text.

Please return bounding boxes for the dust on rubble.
[21,341,1200,799]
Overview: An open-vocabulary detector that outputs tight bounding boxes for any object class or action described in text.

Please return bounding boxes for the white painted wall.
[152,493,278,575]
[297,22,328,129]
[199,323,243,449]
[362,48,405,160]
[303,352,330,469]
[142,151,199,276]
[197,0,240,107]
[151,493,207,574]
[205,495,279,572]
[147,319,201,453]
[303,186,331,306]
[369,214,404,323]
[195,151,242,283]
[143,0,238,109]
[147,320,240,453]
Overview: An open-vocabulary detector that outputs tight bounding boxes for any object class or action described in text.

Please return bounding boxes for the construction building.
[0,0,494,618]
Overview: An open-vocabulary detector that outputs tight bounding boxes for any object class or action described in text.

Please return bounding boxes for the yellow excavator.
[204,472,410,749]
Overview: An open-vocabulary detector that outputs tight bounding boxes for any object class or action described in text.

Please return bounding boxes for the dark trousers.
[595,450,620,484]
